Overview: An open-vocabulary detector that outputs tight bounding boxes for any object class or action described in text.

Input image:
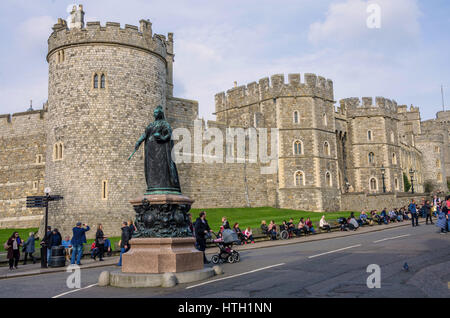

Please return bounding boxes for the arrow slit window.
[102,180,108,200]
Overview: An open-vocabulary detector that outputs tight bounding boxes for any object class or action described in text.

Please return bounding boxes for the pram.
[210,229,240,264]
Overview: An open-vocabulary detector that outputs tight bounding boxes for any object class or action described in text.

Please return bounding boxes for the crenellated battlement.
[0,109,47,136]
[47,15,173,62]
[215,73,334,113]
[339,96,399,117]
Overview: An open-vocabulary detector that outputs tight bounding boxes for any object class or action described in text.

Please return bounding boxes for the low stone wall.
[340,192,431,211]
[0,215,43,229]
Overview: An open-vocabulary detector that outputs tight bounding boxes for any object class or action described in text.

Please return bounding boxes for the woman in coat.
[23,232,37,265]
[95,224,105,261]
[6,232,22,270]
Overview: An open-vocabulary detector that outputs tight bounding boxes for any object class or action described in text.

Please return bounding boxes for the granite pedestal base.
[122,237,203,274]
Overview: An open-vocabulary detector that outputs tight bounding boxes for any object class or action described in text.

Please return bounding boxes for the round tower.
[44,5,173,237]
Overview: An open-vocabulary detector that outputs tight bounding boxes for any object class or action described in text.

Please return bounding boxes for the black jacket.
[120,226,130,248]
[194,217,210,240]
[49,232,62,247]
[95,229,104,245]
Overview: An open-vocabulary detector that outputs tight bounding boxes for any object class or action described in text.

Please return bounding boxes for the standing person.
[6,232,22,270]
[42,226,52,265]
[70,222,90,266]
[194,211,212,264]
[61,236,72,262]
[442,200,450,233]
[23,232,37,265]
[409,199,419,227]
[117,221,130,267]
[127,220,136,243]
[424,200,433,225]
[94,224,106,261]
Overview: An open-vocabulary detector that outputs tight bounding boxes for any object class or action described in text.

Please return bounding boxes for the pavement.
[0,218,448,298]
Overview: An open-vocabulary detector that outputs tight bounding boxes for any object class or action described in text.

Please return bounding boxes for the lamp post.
[409,168,415,194]
[381,165,386,193]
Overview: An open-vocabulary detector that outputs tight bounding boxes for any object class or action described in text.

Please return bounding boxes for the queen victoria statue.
[128,105,193,238]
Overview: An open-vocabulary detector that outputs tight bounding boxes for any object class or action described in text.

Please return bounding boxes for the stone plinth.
[122,237,203,274]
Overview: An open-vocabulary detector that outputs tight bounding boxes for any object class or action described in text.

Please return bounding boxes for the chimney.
[69,4,85,29]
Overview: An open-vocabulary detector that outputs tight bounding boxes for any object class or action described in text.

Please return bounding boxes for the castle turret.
[44,6,174,237]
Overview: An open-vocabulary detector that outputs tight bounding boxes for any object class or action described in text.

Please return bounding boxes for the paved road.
[1,224,448,298]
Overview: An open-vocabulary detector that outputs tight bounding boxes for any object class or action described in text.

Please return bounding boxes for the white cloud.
[308,0,421,47]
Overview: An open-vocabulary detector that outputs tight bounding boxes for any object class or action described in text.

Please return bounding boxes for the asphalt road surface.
[1,223,449,298]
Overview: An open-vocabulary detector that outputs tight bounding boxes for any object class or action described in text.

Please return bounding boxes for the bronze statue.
[129,105,181,195]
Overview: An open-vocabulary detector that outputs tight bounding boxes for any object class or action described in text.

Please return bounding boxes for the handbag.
[3,241,9,250]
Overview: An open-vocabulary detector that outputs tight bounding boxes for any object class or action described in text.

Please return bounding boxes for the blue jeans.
[47,248,51,264]
[71,244,83,265]
[117,247,127,266]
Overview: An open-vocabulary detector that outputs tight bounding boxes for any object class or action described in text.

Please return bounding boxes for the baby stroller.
[210,229,240,264]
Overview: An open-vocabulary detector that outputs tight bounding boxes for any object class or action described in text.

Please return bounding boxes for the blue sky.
[0,0,449,121]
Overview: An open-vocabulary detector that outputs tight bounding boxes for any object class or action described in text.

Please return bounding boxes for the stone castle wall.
[1,8,448,234]
[43,18,171,238]
[0,110,47,228]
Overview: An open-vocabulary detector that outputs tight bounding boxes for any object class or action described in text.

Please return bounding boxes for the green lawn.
[190,207,358,232]
[0,228,39,250]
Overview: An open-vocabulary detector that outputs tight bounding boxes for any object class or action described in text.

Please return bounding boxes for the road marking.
[373,234,410,243]
[186,263,285,289]
[52,283,98,298]
[308,244,362,259]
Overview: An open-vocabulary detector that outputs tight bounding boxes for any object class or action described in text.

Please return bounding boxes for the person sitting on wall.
[287,218,296,237]
[243,227,254,244]
[319,215,331,232]
[371,210,382,225]
[297,218,308,235]
[359,211,369,226]
[305,217,316,234]
[222,217,231,230]
[268,220,277,240]
[260,220,269,235]
[233,223,246,245]
[388,209,397,223]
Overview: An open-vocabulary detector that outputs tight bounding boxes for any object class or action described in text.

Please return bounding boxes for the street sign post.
[26,194,63,268]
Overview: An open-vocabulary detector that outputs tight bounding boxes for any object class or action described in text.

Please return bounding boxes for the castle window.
[323,113,327,126]
[100,74,106,89]
[53,142,64,161]
[368,152,375,164]
[293,140,303,155]
[436,159,441,168]
[324,141,330,156]
[437,173,443,182]
[325,171,332,187]
[36,154,43,164]
[293,111,299,124]
[394,178,399,190]
[367,130,372,141]
[435,146,440,153]
[392,153,397,165]
[369,178,377,191]
[294,171,305,186]
[93,74,99,89]
[32,181,38,191]
[102,180,108,200]
[390,131,394,143]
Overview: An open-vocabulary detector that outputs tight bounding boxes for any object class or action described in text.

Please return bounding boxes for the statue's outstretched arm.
[135,132,146,150]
